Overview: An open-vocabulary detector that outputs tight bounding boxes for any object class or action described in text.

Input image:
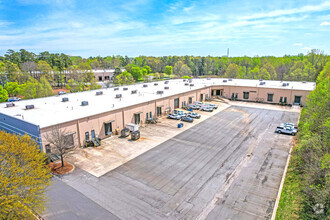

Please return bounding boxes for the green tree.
[114,71,134,85]
[0,131,51,219]
[4,82,20,97]
[143,65,152,74]
[130,66,143,80]
[37,60,53,81]
[225,63,239,78]
[164,66,173,76]
[178,64,192,76]
[258,68,271,80]
[0,85,8,102]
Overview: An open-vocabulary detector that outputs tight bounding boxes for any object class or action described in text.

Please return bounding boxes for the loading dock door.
[157,107,162,116]
[294,96,301,104]
[200,94,203,101]
[174,98,179,109]
[134,113,140,124]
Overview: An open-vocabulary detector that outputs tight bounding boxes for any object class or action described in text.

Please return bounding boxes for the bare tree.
[21,61,38,78]
[44,126,74,167]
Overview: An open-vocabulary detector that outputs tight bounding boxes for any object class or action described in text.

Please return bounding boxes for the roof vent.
[183,79,186,82]
[115,94,122,98]
[143,84,148,87]
[114,87,119,91]
[96,91,103,95]
[25,105,35,110]
[62,97,69,102]
[188,79,192,83]
[282,83,289,86]
[154,83,158,86]
[223,80,227,82]
[259,79,263,81]
[81,101,88,106]
[164,81,169,84]
[190,84,194,86]
[131,90,137,94]
[184,83,189,86]
[207,78,211,80]
[157,91,164,94]
[164,86,169,90]
[228,78,232,81]
[259,82,266,85]
[302,81,307,83]
[6,103,15,108]
[123,87,128,91]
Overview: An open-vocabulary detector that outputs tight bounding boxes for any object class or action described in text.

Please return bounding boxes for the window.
[279,97,283,103]
[267,94,274,102]
[243,92,249,99]
[91,130,95,139]
[149,112,152,118]
[105,122,112,135]
[200,94,203,101]
[45,144,51,154]
[85,132,89,141]
[146,112,148,119]
[98,76,102,81]
[284,97,287,103]
[189,97,192,104]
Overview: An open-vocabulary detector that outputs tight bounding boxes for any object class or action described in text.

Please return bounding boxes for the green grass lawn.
[276,155,303,220]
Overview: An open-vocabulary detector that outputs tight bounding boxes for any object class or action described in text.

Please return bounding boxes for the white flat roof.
[0,78,315,128]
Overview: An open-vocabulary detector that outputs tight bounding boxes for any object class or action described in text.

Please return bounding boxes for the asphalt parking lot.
[44,105,299,220]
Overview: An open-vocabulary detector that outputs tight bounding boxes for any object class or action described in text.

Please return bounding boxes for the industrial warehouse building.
[0,78,315,152]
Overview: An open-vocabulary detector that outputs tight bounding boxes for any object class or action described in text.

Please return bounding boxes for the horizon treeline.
[0,49,329,85]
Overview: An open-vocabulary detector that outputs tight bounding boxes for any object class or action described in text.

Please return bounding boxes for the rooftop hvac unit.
[184,83,189,86]
[164,81,169,84]
[6,103,15,107]
[123,87,128,91]
[115,94,122,98]
[259,82,266,85]
[188,79,192,82]
[223,80,227,82]
[259,79,263,81]
[143,84,148,87]
[114,87,119,91]
[96,91,103,95]
[25,105,35,110]
[228,78,233,81]
[62,97,69,102]
[81,101,88,106]
[190,84,194,86]
[282,83,289,86]
[131,90,137,94]
[154,83,158,86]
[207,78,211,80]
[164,86,169,89]
[302,81,307,83]
[157,91,164,94]
[183,79,186,82]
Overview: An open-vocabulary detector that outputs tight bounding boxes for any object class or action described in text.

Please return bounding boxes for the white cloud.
[241,1,330,20]
[294,43,303,46]
[320,21,330,25]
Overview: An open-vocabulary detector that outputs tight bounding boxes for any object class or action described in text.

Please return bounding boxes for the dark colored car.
[181,116,194,123]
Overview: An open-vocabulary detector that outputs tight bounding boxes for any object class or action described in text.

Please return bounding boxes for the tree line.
[0,49,329,101]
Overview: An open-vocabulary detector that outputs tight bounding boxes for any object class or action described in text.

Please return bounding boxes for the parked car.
[8,97,21,102]
[205,103,218,109]
[280,123,298,131]
[58,91,66,95]
[173,110,186,117]
[188,104,200,110]
[181,116,194,123]
[186,112,201,119]
[167,114,181,120]
[275,126,297,136]
[200,106,213,112]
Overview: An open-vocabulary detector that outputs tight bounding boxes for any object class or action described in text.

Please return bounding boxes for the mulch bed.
[49,161,74,175]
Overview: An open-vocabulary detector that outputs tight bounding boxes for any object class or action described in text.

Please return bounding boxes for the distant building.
[93,69,125,82]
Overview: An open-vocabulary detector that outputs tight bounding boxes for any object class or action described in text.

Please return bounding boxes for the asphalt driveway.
[43,105,299,220]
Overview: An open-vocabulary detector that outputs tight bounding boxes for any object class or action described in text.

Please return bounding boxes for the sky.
[0,0,329,57]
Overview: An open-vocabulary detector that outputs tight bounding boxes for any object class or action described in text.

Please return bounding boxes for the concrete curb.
[271,106,301,220]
